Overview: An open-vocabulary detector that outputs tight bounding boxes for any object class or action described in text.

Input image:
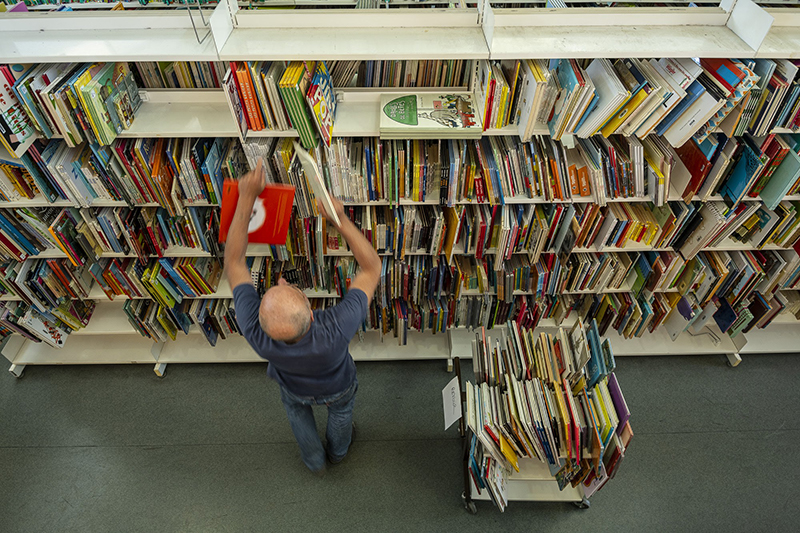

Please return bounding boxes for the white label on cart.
[442,376,462,430]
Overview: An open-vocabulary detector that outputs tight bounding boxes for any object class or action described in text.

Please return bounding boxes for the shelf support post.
[726,353,742,367]
[8,364,25,378]
[154,362,168,377]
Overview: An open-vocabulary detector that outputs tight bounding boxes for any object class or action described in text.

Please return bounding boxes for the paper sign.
[442,376,462,430]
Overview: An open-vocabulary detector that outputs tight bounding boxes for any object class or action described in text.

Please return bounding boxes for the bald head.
[259,284,312,343]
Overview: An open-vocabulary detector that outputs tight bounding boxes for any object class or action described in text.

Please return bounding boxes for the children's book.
[219,179,295,245]
[379,93,482,138]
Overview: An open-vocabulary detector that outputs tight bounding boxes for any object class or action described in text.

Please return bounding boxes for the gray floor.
[0,353,798,533]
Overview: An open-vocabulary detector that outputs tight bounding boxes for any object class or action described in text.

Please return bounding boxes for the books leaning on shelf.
[329,60,473,89]
[2,62,142,149]
[223,60,339,146]
[464,321,632,511]
[132,61,228,90]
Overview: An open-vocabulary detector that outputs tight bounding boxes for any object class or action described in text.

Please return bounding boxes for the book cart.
[452,356,589,514]
[2,0,800,378]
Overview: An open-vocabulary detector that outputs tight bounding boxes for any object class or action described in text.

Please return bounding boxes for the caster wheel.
[573,499,590,510]
[461,492,477,514]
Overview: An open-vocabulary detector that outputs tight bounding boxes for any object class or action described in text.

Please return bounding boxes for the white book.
[663,91,725,148]
[575,58,629,139]
[293,142,341,228]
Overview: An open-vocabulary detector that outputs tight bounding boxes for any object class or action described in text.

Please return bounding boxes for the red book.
[674,139,713,201]
[219,179,296,245]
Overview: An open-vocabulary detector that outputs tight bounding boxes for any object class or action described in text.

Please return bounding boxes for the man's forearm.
[337,217,381,274]
[224,192,257,266]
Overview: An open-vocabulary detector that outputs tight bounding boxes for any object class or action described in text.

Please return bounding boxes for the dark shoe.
[312,467,326,478]
[327,422,356,465]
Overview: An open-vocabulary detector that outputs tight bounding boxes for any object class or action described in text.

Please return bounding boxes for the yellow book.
[499,434,520,472]
[592,388,613,444]
[496,82,509,130]
[71,63,105,141]
[156,305,178,341]
[552,385,572,459]
[599,88,648,137]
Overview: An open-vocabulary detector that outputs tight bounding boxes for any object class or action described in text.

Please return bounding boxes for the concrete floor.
[0,353,798,532]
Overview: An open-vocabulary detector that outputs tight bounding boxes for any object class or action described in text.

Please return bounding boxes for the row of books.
[0,135,246,213]
[329,60,473,89]
[0,298,95,348]
[1,62,142,153]
[465,321,632,510]
[90,256,222,302]
[244,129,800,212]
[223,61,337,149]
[133,60,472,91]
[123,297,239,346]
[306,196,800,267]
[132,61,228,90]
[0,203,220,264]
[6,127,800,229]
[490,57,800,149]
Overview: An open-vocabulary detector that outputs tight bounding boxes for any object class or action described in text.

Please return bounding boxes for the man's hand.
[239,158,266,200]
[317,198,346,230]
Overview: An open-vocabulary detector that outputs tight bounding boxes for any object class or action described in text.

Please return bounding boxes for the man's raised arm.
[319,199,381,304]
[224,159,266,289]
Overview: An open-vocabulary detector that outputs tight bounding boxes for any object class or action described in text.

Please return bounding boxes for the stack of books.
[465,321,632,511]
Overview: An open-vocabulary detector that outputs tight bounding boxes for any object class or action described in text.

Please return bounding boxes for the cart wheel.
[573,498,591,510]
[461,492,477,515]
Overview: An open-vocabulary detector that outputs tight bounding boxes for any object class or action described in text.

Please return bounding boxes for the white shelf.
[741,311,800,354]
[219,11,488,61]
[349,329,451,361]
[486,8,754,60]
[756,25,800,60]
[12,335,160,365]
[470,467,584,503]
[0,12,218,62]
[490,24,754,60]
[121,90,238,138]
[73,301,136,335]
[158,334,263,363]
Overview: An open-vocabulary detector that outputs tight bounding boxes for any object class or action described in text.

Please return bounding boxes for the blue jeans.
[279,378,358,472]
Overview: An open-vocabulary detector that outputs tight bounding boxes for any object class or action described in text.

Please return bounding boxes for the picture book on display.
[219,176,295,245]
[380,93,483,139]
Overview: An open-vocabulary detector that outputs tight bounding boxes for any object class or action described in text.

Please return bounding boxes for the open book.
[293,141,341,227]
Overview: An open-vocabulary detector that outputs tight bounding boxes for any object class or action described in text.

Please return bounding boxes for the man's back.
[233,283,368,396]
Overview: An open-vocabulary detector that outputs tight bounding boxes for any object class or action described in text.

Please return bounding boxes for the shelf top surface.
[0,28,219,63]
[219,27,490,61]
[489,25,756,59]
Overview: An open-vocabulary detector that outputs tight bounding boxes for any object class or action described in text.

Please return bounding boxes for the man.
[225,159,381,476]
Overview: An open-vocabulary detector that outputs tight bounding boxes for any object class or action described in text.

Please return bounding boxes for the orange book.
[549,158,563,200]
[577,165,592,197]
[235,62,264,131]
[568,164,580,197]
[219,179,295,245]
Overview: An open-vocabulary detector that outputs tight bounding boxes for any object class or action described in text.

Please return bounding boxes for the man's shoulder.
[316,288,368,329]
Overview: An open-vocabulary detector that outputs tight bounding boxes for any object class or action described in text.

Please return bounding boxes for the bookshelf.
[217,10,490,61]
[0,11,219,62]
[121,90,238,138]
[3,1,800,381]
[484,7,762,59]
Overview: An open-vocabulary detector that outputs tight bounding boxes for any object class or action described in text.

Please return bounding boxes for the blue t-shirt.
[232,283,367,397]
